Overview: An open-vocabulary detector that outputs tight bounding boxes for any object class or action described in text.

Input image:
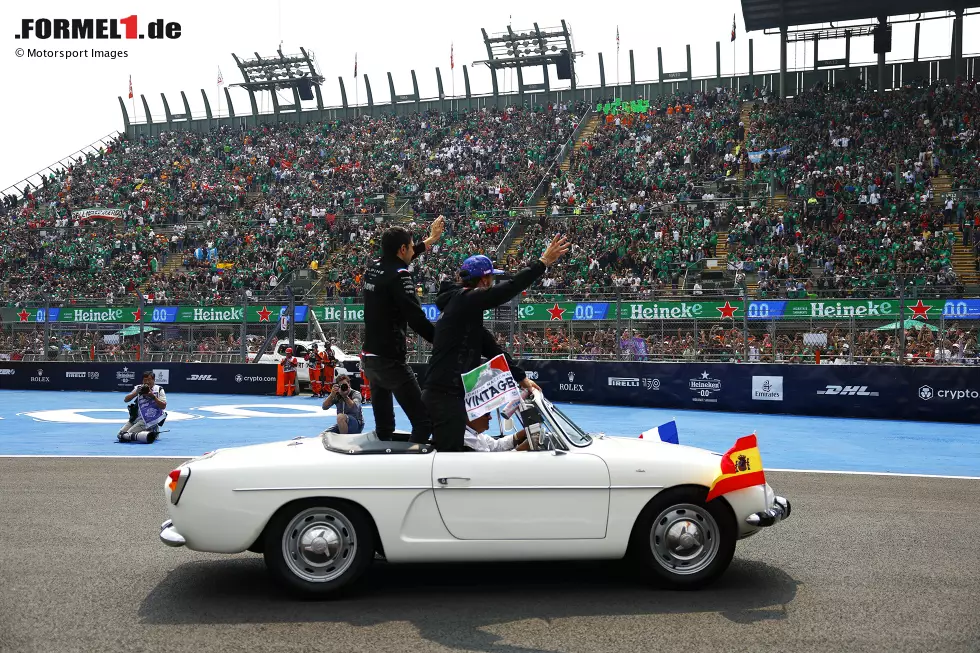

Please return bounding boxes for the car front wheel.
[630,486,736,589]
[263,499,374,597]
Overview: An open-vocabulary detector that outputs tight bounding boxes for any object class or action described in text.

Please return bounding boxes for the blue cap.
[459,255,505,281]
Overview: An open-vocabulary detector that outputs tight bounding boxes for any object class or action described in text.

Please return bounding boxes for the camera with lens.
[138,384,151,395]
[339,383,350,393]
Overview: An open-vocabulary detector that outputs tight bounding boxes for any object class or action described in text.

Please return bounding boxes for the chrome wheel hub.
[650,503,720,575]
[283,508,357,583]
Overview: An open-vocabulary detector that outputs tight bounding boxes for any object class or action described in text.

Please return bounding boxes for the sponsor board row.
[0,362,279,395]
[492,361,980,422]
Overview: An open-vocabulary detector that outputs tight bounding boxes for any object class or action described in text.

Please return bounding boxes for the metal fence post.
[288,289,296,354]
[240,293,248,361]
[742,292,749,361]
[899,281,907,363]
[137,293,145,362]
[849,317,855,363]
[43,299,51,356]
[615,290,622,358]
[509,296,517,354]
[338,302,345,351]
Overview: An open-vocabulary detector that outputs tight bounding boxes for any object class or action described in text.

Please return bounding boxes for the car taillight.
[167,467,191,505]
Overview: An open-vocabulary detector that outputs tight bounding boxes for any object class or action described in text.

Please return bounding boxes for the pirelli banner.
[511,361,980,424]
[0,362,279,395]
[5,298,980,325]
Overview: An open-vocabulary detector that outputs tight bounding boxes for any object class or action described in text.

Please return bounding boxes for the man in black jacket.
[422,235,569,451]
[362,217,444,443]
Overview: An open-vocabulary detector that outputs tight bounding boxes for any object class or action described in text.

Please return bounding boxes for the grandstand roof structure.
[740,0,977,31]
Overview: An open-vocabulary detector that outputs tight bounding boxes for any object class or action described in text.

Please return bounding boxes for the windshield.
[538,398,592,447]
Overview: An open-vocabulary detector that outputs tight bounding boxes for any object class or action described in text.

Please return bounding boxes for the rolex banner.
[72,208,124,221]
[461,355,522,421]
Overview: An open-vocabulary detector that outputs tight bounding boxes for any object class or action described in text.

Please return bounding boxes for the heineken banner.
[5,305,309,325]
[6,298,980,325]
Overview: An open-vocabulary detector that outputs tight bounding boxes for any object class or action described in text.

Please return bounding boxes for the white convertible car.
[160,391,791,596]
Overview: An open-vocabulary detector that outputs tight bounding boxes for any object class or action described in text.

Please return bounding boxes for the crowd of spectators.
[723,80,980,297]
[497,89,743,295]
[3,81,980,368]
[1,103,585,305]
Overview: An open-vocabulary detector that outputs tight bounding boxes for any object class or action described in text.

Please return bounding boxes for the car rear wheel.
[630,486,736,589]
[263,499,374,597]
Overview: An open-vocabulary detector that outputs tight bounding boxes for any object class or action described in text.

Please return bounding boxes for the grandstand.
[1,9,978,367]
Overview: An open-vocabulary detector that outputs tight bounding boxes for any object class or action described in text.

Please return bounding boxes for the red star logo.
[17,309,30,322]
[132,308,143,322]
[546,303,566,321]
[908,300,931,320]
[257,306,273,322]
[716,301,739,319]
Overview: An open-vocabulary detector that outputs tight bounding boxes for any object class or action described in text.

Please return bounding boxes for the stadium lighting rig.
[230,46,325,111]
[473,20,582,94]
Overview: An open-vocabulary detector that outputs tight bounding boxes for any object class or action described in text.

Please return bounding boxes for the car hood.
[188,436,325,470]
[593,435,723,487]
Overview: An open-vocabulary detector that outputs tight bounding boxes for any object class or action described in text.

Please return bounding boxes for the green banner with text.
[3,298,978,325]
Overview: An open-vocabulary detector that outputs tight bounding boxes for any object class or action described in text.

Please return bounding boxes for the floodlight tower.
[475,20,581,106]
[230,47,325,121]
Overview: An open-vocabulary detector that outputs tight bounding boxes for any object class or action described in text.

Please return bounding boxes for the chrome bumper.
[160,519,186,547]
[745,496,791,527]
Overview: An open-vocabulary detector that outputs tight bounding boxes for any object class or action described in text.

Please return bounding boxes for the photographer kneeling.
[119,371,168,443]
[321,372,364,434]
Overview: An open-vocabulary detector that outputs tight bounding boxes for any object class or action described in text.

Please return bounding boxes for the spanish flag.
[706,434,766,501]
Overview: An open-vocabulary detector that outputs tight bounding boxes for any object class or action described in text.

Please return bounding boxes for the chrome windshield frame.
[531,391,593,449]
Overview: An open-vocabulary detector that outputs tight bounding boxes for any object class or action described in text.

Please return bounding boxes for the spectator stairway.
[558,113,601,176]
[953,227,979,288]
[737,101,754,183]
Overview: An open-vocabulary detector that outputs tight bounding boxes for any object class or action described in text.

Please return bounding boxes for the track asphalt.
[1,458,978,653]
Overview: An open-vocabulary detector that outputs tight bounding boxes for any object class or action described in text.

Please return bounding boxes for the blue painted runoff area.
[0,390,978,476]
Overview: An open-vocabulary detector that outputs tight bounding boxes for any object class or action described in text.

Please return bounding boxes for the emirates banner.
[5,298,980,325]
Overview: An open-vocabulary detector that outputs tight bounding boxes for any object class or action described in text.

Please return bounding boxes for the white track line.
[1,456,978,479]
[768,468,980,480]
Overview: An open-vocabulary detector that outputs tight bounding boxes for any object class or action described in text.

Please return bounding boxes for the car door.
[431,451,610,540]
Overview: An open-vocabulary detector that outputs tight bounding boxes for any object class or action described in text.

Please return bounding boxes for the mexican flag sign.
[462,354,522,420]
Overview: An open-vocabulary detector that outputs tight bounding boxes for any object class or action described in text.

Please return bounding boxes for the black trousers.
[362,356,431,444]
[421,388,467,452]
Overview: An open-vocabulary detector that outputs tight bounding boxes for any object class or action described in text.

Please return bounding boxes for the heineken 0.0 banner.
[5,305,309,324]
[5,298,980,325]
[462,354,521,420]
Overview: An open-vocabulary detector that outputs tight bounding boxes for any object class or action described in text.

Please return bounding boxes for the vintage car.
[160,391,791,597]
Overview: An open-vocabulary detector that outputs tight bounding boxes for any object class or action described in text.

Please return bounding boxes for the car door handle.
[437,477,471,485]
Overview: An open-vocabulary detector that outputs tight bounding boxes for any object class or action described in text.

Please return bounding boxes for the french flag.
[639,420,679,445]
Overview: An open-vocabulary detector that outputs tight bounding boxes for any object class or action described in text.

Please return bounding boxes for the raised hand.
[540,235,571,266]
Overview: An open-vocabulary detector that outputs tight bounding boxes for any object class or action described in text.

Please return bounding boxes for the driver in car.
[464,413,530,452]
